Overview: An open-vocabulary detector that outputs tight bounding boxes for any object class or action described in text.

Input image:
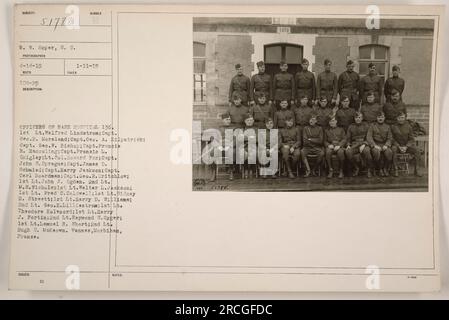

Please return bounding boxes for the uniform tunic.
[295,70,316,101]
[317,71,338,102]
[383,101,407,124]
[204,125,234,165]
[243,126,258,150]
[302,125,324,148]
[262,128,280,150]
[390,122,420,163]
[280,126,301,148]
[228,74,251,103]
[391,122,415,147]
[359,74,383,102]
[314,107,333,128]
[228,104,249,128]
[346,122,370,148]
[274,109,295,129]
[384,76,405,100]
[360,102,382,123]
[336,107,356,130]
[338,70,360,101]
[273,72,295,101]
[249,103,274,128]
[324,127,347,147]
[293,106,313,127]
[215,125,233,147]
[250,72,272,101]
[367,122,392,147]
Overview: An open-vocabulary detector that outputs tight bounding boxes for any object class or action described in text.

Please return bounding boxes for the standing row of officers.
[228,58,404,109]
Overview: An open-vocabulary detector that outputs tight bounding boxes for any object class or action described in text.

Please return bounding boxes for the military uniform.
[345,122,373,169]
[203,125,230,163]
[295,70,316,104]
[249,103,274,129]
[338,70,360,109]
[367,122,393,171]
[361,102,383,123]
[228,104,249,129]
[391,121,421,171]
[317,71,338,104]
[383,101,407,125]
[228,74,251,104]
[219,125,235,166]
[336,107,356,131]
[280,126,302,168]
[274,109,295,129]
[324,126,346,172]
[314,106,333,128]
[203,123,235,181]
[301,125,324,158]
[250,72,272,102]
[243,125,258,165]
[259,127,280,177]
[359,74,384,103]
[384,76,405,101]
[273,71,295,103]
[293,105,313,132]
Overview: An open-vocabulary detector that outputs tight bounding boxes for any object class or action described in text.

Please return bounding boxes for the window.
[264,43,302,64]
[193,42,206,103]
[358,45,389,80]
[264,43,303,79]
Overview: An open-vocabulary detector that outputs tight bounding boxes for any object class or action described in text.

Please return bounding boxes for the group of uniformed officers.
[206,58,422,182]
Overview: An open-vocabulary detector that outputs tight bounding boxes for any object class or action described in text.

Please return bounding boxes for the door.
[264,43,303,79]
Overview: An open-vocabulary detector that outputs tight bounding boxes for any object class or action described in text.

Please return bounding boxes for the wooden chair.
[395,153,412,175]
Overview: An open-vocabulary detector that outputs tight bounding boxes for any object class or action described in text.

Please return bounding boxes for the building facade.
[193,17,434,131]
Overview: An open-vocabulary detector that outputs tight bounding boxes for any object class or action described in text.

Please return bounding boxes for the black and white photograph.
[3,2,446,296]
[192,16,434,192]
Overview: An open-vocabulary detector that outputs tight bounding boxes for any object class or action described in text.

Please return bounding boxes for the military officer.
[295,58,316,106]
[391,112,422,177]
[317,59,338,106]
[274,99,295,129]
[228,92,250,129]
[228,63,251,106]
[335,96,356,130]
[338,60,360,109]
[324,117,346,179]
[203,112,233,182]
[315,96,334,128]
[345,112,373,178]
[383,89,407,125]
[293,95,313,133]
[243,114,257,179]
[259,117,279,179]
[280,116,302,179]
[360,91,383,123]
[273,61,295,108]
[359,62,383,104]
[250,61,272,105]
[384,65,405,102]
[366,111,393,177]
[249,92,274,129]
[301,114,324,177]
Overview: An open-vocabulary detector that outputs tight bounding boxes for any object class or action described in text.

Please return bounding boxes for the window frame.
[264,43,303,65]
[193,41,207,105]
[358,44,390,81]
